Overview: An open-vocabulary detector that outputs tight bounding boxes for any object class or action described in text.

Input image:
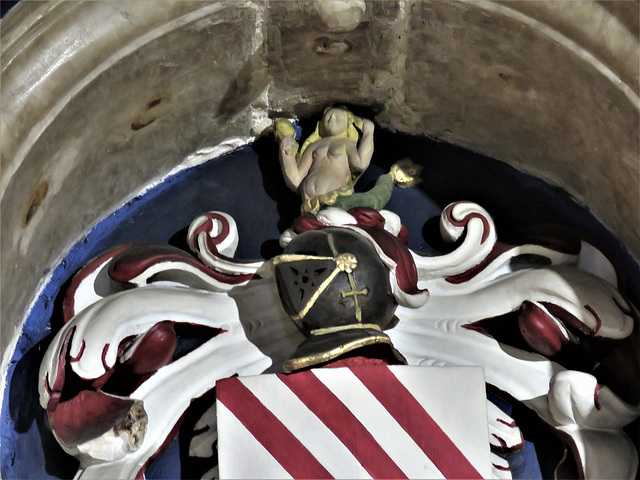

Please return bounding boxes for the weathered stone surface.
[401,0,639,251]
[265,0,402,116]
[1,0,638,380]
[507,0,639,93]
[1,2,261,361]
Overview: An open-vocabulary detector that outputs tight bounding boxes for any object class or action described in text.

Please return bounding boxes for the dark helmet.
[273,227,397,334]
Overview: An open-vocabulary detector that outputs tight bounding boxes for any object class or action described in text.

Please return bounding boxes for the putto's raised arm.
[351,117,374,172]
[278,136,309,191]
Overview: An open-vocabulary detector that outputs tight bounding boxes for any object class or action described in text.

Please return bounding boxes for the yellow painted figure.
[275,107,420,214]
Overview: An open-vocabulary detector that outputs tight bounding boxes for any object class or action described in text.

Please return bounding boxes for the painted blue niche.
[2,128,639,480]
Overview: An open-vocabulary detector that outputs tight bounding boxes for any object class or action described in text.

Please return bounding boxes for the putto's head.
[318,105,360,140]
[322,107,350,137]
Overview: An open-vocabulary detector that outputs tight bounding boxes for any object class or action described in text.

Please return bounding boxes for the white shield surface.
[217,365,492,479]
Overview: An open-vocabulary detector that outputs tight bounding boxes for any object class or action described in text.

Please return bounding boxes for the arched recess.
[1,0,638,405]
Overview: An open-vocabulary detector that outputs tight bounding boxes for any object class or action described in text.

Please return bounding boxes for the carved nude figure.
[275,106,419,214]
[277,106,373,197]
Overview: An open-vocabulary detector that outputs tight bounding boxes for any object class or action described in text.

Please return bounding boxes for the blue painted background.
[1,1,20,18]
[2,129,638,479]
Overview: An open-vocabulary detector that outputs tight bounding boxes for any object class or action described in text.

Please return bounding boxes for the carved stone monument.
[34,111,640,479]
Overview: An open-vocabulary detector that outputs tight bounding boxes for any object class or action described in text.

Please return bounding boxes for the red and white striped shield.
[216,365,492,479]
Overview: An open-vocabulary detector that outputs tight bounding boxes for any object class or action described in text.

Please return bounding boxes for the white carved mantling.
[38,202,639,480]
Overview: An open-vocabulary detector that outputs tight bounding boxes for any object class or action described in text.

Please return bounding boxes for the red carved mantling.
[292,214,330,234]
[358,225,423,296]
[486,384,585,480]
[124,321,177,376]
[101,344,111,372]
[48,319,225,452]
[49,389,135,448]
[583,305,603,335]
[191,212,261,263]
[348,207,409,246]
[613,295,633,316]
[135,408,190,480]
[292,208,410,245]
[192,212,230,248]
[397,224,409,245]
[491,432,525,455]
[103,322,184,394]
[347,207,386,230]
[497,418,517,428]
[539,302,595,336]
[108,243,256,285]
[493,462,511,472]
[69,340,85,362]
[90,368,115,390]
[45,322,195,451]
[461,316,503,334]
[594,384,602,411]
[89,326,178,391]
[63,244,133,323]
[46,327,75,412]
[446,242,514,284]
[518,301,570,357]
[321,356,392,369]
[444,203,490,244]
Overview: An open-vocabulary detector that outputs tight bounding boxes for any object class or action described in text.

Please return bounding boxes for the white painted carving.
[39,202,639,479]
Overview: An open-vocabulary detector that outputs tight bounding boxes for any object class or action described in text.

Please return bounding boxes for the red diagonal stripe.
[352,367,483,479]
[216,377,333,479]
[278,371,408,480]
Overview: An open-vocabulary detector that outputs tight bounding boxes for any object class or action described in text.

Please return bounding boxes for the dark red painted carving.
[49,390,135,447]
[584,305,602,335]
[446,242,513,284]
[108,243,256,285]
[63,244,133,322]
[125,321,177,376]
[540,302,593,336]
[518,302,568,356]
[444,203,490,244]
[594,384,602,411]
[193,212,231,248]
[497,418,517,428]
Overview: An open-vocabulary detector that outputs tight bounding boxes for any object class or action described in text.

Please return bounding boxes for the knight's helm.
[273,227,404,371]
[273,227,397,333]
